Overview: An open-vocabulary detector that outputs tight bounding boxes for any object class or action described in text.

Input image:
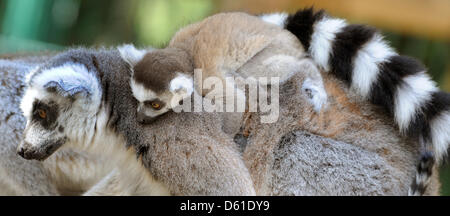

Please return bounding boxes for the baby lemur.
[119,12,327,129]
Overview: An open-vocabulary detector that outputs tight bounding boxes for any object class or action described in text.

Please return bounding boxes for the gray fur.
[0,55,57,195]
[95,48,256,195]
[273,131,403,195]
[12,49,442,195]
[18,48,255,195]
[242,71,441,195]
[0,54,113,195]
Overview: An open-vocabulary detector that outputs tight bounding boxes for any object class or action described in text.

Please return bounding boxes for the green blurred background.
[0,0,449,195]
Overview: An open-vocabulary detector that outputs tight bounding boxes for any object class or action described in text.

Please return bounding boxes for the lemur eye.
[151,102,161,110]
[144,100,164,110]
[37,109,47,119]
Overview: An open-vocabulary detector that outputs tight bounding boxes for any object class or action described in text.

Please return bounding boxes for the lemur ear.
[44,80,91,98]
[36,63,99,100]
[169,74,193,107]
[259,12,288,27]
[118,44,146,67]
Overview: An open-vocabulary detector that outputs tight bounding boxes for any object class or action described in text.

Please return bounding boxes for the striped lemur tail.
[261,8,450,195]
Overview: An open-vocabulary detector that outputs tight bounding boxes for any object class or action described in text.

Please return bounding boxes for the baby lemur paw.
[301,78,328,113]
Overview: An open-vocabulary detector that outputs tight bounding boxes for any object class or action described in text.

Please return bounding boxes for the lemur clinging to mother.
[118,12,328,131]
[14,7,446,195]
[262,8,450,195]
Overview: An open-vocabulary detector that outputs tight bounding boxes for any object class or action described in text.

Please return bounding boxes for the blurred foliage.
[0,0,449,195]
[135,0,213,46]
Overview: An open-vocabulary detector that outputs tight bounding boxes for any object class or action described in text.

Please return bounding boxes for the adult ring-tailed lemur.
[5,51,429,195]
[14,8,446,195]
[16,47,438,195]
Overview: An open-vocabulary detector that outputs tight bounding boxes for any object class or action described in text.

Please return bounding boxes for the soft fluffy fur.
[240,70,440,195]
[179,12,308,84]
[17,48,255,195]
[261,8,449,195]
[5,50,441,195]
[0,54,113,195]
[120,12,327,133]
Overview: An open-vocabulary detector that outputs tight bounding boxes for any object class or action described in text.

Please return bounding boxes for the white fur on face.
[394,72,438,132]
[259,12,288,27]
[169,73,193,108]
[20,87,41,120]
[21,63,101,118]
[130,79,158,102]
[309,17,347,71]
[118,44,146,67]
[131,79,173,118]
[23,123,55,147]
[351,34,396,98]
[21,62,103,152]
[30,63,102,112]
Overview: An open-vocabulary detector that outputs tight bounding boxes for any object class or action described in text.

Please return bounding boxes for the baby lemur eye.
[151,102,161,109]
[144,100,164,110]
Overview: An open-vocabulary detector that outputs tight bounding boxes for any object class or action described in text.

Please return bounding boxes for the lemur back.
[241,68,441,195]
[262,8,450,195]
[171,12,307,83]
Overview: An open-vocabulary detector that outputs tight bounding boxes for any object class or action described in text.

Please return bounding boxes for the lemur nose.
[17,141,32,159]
[17,147,25,158]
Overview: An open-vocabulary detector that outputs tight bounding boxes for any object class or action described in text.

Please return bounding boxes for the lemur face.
[18,63,102,160]
[119,44,193,124]
[19,96,67,161]
[130,77,192,124]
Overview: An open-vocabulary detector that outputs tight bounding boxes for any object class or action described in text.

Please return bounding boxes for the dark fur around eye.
[144,99,165,110]
[32,100,59,130]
